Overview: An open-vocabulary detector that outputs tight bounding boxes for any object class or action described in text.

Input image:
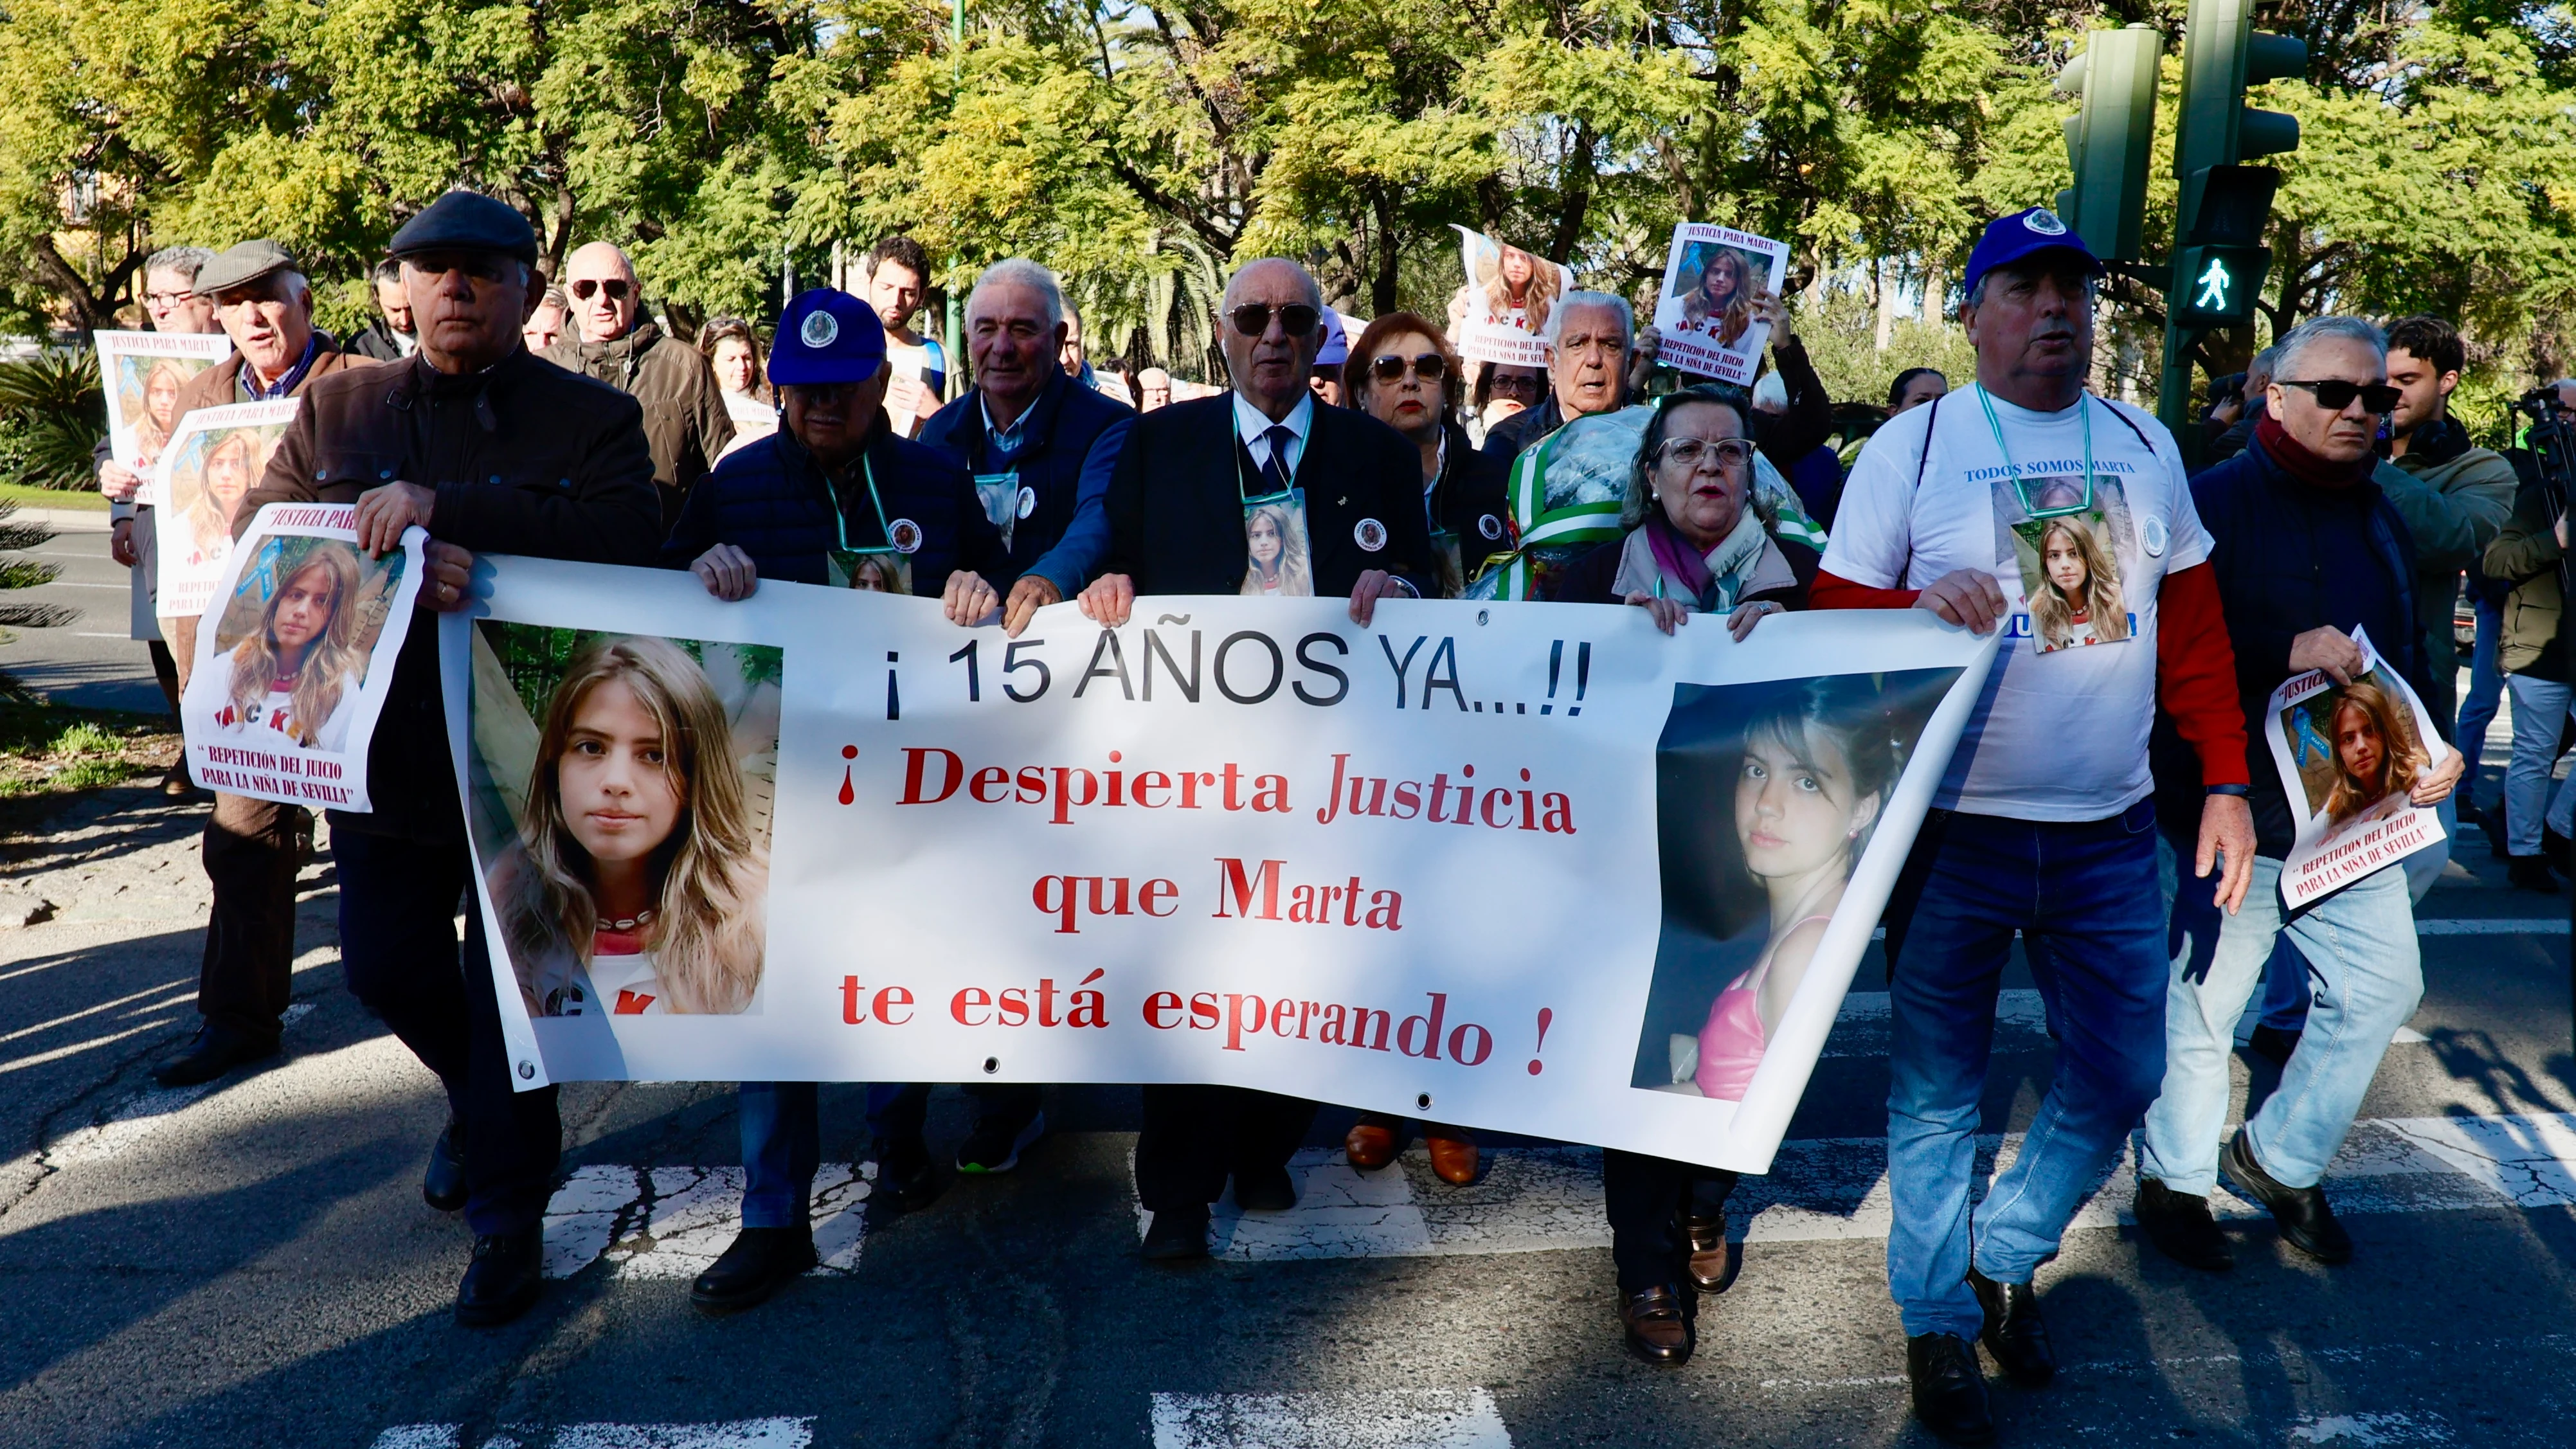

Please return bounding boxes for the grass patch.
[0,700,177,805]
[0,480,109,511]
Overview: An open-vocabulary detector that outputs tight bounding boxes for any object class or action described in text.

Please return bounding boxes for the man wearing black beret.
[235,189,665,1328]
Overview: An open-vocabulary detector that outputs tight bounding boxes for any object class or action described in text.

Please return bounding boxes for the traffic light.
[2168,165,2278,327]
[2172,0,2306,241]
[2054,25,2163,263]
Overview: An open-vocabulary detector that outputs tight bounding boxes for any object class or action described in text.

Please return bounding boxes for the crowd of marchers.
[91,189,2563,1447]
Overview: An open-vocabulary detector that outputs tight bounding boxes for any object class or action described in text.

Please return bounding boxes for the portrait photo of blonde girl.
[471,628,780,1020]
[199,539,397,753]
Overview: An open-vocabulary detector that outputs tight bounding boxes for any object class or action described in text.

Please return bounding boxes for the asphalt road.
[0,506,169,714]
[1,724,2571,1448]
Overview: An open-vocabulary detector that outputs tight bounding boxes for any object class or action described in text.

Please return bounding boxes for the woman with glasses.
[1547,386,1818,638]
[1344,312,1515,600]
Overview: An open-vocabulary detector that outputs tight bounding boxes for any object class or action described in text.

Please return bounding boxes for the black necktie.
[1259,424,1296,494]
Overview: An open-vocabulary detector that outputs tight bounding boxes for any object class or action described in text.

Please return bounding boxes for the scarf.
[2256,411,2374,489]
[1616,506,1785,612]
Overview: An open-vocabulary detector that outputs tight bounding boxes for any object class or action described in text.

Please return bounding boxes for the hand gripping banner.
[446,561,1995,1173]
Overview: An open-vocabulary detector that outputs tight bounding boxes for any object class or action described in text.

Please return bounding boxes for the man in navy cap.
[235,188,664,1329]
[663,287,1013,1315]
[1810,208,2255,1442]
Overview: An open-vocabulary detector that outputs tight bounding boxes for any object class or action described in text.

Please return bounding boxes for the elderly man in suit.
[1077,256,1432,1260]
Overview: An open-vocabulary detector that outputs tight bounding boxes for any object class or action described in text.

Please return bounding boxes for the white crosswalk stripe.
[1149,1390,1511,1448]
[369,1421,815,1449]
[540,1164,869,1280]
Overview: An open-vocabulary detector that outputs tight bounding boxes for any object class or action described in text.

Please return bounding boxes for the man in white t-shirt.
[1814,208,2258,1445]
[863,235,949,438]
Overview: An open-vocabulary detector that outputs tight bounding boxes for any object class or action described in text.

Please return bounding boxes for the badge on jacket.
[1017,485,1036,519]
[888,518,924,554]
[1354,518,1387,552]
[1478,513,1503,541]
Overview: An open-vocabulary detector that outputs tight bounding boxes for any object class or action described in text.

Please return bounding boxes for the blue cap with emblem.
[769,288,888,387]
[1961,207,2104,303]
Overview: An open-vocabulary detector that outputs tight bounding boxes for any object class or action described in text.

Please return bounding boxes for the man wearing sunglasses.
[2134,315,2459,1287]
[1079,256,1432,1263]
[235,189,665,1330]
[541,240,735,528]
[1814,208,2257,1444]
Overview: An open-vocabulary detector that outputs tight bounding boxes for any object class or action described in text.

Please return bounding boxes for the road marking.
[369,1420,813,1449]
[541,1164,869,1280]
[2416,917,2568,934]
[2285,1412,2456,1445]
[1150,1390,1511,1448]
[1135,1114,2576,1261]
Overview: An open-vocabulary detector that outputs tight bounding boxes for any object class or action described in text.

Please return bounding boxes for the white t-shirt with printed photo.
[1822,384,2211,821]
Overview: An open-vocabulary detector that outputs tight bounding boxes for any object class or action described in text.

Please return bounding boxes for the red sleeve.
[1810,569,1920,611]
[2156,561,2251,788]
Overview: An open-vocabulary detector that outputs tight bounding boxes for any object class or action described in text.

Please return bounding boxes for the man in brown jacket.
[540,240,732,526]
[149,239,381,1089]
[238,190,663,1327]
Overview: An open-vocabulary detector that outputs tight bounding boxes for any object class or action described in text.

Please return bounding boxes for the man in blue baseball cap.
[661,287,1015,1315]
[1810,206,2257,1443]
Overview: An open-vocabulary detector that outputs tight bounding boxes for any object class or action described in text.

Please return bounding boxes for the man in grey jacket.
[540,240,734,526]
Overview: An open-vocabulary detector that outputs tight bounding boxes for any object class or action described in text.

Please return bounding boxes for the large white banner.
[446,564,1995,1173]
[181,503,424,811]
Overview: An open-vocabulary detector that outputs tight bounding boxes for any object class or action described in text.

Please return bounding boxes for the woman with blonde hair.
[1680,248,1760,350]
[1481,243,1560,340]
[510,634,767,1018]
[1240,499,1314,597]
[203,544,369,752]
[131,356,192,462]
[2321,681,2422,827]
[2029,516,2129,649]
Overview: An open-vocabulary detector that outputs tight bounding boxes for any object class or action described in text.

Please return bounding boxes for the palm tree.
[0,498,71,703]
[1066,230,1225,381]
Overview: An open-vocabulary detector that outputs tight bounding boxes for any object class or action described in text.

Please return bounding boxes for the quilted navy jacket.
[660,413,1016,597]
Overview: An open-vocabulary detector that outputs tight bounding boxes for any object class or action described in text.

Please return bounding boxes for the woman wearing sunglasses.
[1343,312,1515,600]
[1547,386,1818,640]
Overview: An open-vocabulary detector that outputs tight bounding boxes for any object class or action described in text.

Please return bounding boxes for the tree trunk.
[31,238,104,336]
[1547,123,1599,264]
[1920,262,1944,327]
[1371,190,1400,316]
[1874,257,1897,350]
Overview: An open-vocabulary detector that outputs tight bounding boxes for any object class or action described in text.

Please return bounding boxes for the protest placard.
[1450,227,1579,368]
[1651,225,1790,385]
[95,330,233,469]
[179,501,424,813]
[152,399,300,622]
[447,569,1994,1173]
[2264,627,2452,908]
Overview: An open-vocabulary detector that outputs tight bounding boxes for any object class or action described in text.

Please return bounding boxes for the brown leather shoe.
[1425,1125,1478,1185]
[1682,1212,1728,1290]
[1617,1284,1693,1364]
[1344,1119,1400,1171]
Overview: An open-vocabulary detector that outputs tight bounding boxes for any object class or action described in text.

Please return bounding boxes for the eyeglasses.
[570,278,634,303]
[1228,303,1320,338]
[1488,373,1544,398]
[1656,437,1756,472]
[144,289,195,309]
[1369,352,1448,383]
[2277,378,2402,415]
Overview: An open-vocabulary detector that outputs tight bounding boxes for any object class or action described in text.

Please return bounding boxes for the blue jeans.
[2505,674,2576,854]
[737,1081,927,1227]
[2253,795,2449,1033]
[2144,856,2421,1192]
[1882,801,2169,1338]
[2458,595,2504,790]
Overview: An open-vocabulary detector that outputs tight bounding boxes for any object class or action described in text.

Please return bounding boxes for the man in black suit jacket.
[1076,258,1431,1261]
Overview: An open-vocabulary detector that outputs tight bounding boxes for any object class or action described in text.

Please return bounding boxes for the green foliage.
[0,350,106,490]
[1796,289,1981,410]
[0,495,69,701]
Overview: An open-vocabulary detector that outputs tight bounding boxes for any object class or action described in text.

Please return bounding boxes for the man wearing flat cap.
[236,190,664,1329]
[148,238,381,1091]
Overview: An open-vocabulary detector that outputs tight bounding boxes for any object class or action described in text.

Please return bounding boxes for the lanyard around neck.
[1234,413,1301,503]
[827,450,891,552]
[1976,385,2096,518]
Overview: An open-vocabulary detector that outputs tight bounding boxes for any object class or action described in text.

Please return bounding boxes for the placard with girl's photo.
[1448,226,1578,368]
[152,399,300,620]
[177,501,424,812]
[1651,225,1790,385]
[1989,465,2139,654]
[95,329,233,469]
[2264,627,2453,908]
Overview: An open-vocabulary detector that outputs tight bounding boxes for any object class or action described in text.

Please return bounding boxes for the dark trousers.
[196,792,302,1045]
[1133,1085,1315,1213]
[860,1081,1045,1145]
[334,826,561,1237]
[1602,1149,1738,1293]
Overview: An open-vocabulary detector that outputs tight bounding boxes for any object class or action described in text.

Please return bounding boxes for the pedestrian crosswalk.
[371,1420,815,1448]
[1150,1390,1512,1448]
[540,1164,870,1280]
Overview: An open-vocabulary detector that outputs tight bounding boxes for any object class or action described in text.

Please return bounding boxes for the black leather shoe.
[1682,1212,1729,1291]
[150,1023,278,1088]
[1617,1284,1694,1365]
[689,1225,817,1315]
[2508,854,2560,892]
[1141,1205,1211,1261]
[873,1133,945,1214]
[454,1227,544,1328]
[1906,1332,1995,1445]
[2246,1023,2303,1068]
[2222,1130,2351,1263]
[1967,1268,2054,1387]
[2134,1176,2234,1272]
[422,1120,467,1213]
[1232,1164,1298,1213]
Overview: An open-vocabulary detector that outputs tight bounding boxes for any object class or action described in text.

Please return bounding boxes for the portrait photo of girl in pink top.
[1632,672,1943,1101]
